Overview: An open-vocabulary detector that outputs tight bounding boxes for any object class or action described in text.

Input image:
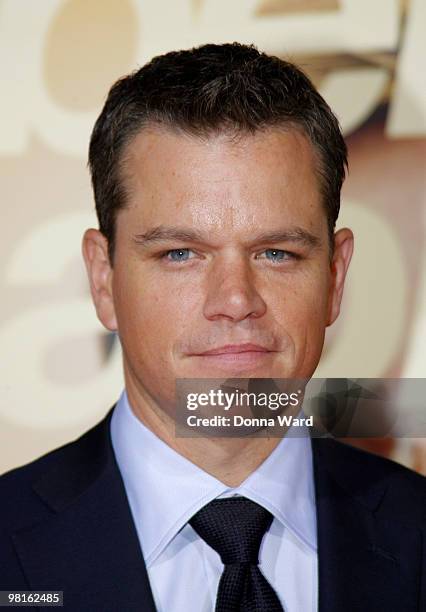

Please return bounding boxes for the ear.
[82,229,117,331]
[327,227,354,327]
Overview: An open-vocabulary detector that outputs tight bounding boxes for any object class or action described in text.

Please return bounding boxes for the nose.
[203,254,267,323]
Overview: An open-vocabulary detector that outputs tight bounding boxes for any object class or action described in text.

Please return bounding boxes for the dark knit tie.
[190,497,284,612]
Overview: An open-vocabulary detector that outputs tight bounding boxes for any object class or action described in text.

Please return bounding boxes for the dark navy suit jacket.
[1,408,425,611]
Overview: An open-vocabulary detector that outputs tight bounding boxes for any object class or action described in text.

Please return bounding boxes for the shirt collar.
[111,390,317,567]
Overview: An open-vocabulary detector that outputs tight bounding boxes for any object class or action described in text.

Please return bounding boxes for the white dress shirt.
[110,390,318,611]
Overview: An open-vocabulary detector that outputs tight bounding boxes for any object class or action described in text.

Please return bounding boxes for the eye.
[163,248,194,262]
[258,249,295,263]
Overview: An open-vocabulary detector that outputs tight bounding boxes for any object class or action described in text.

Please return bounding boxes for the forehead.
[118,126,325,237]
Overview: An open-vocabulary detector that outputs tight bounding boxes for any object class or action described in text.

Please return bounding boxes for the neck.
[124,375,282,487]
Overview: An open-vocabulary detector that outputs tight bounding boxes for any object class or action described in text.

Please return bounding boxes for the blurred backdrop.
[1,0,425,473]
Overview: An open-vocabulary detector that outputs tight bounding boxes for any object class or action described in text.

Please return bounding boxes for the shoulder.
[0,411,116,586]
[313,436,423,478]
[0,412,112,532]
[312,437,426,523]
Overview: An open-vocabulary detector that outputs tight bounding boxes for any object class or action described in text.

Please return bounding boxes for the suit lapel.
[12,411,157,612]
[312,438,422,612]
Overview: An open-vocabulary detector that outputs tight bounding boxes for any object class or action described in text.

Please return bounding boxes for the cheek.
[113,271,198,351]
[270,269,330,327]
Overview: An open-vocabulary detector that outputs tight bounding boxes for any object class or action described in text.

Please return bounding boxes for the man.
[1,43,425,611]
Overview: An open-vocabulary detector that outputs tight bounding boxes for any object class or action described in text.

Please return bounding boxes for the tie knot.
[189,497,273,565]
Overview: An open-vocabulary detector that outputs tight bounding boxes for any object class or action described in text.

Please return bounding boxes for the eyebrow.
[132,225,321,249]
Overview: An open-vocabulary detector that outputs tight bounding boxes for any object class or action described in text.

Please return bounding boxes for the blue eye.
[165,248,192,262]
[264,249,287,262]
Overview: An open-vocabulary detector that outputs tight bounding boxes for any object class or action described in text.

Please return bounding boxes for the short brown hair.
[88,42,347,263]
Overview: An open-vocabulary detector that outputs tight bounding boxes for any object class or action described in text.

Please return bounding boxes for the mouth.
[197,343,272,355]
[191,343,276,367]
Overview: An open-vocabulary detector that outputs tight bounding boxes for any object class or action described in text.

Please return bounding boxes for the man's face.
[83,127,353,409]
